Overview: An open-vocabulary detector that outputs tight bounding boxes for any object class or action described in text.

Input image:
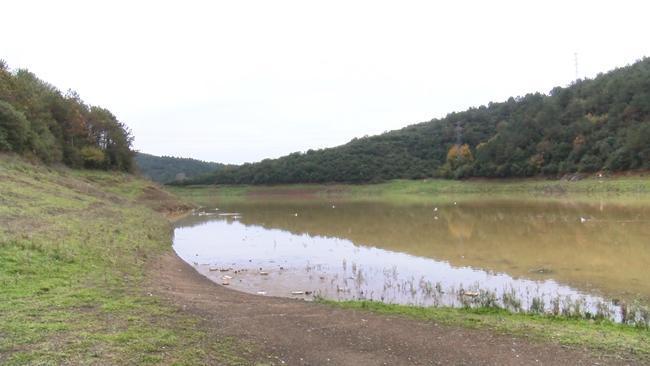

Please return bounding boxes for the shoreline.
[2,156,648,364]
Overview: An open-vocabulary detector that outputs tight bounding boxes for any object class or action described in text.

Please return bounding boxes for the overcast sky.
[2,1,649,164]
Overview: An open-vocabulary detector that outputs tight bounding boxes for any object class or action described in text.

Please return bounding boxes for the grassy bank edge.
[170,176,650,204]
[0,156,256,365]
[319,299,650,359]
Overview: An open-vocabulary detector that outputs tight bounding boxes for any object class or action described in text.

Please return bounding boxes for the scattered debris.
[259,271,269,276]
[529,267,553,274]
[291,291,305,295]
[257,291,267,295]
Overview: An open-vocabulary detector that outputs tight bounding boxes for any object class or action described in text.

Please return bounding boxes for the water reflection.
[173,198,650,323]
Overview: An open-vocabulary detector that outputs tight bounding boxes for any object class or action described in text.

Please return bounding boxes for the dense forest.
[0,60,133,171]
[188,58,650,185]
[135,153,225,183]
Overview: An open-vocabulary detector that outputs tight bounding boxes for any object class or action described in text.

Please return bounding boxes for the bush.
[80,146,106,168]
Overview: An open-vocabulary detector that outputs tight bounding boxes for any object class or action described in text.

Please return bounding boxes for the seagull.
[294,213,298,217]
[580,217,588,223]
[434,207,438,212]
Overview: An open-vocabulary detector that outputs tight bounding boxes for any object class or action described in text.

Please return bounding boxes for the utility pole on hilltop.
[574,52,579,81]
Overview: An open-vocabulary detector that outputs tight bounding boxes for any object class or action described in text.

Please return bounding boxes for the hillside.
[189,58,650,185]
[0,156,258,364]
[135,152,226,184]
[0,61,133,171]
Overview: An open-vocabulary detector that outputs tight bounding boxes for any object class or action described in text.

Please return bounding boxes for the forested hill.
[0,61,134,171]
[189,58,650,185]
[135,153,226,183]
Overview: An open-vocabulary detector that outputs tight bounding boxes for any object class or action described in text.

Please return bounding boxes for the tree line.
[134,152,227,184]
[0,60,133,171]
[185,58,650,185]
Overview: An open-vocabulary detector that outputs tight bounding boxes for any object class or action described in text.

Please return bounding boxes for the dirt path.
[146,252,637,365]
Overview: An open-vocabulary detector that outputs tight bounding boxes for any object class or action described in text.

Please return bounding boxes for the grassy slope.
[0,156,251,365]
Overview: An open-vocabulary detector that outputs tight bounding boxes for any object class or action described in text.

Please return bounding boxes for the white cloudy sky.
[2,0,649,163]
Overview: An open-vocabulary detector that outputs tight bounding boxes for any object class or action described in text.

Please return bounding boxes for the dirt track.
[146,252,639,365]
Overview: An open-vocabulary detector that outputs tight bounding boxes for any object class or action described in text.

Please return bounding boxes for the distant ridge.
[135,152,226,184]
[188,58,650,185]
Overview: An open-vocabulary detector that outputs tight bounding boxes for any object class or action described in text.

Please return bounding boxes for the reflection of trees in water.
[179,199,650,301]
[444,208,475,240]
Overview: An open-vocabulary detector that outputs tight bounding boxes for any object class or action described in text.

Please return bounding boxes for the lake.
[173,195,650,323]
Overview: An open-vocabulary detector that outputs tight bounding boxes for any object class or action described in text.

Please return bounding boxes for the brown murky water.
[173,196,650,323]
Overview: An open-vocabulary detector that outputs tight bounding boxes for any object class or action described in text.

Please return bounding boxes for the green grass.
[321,300,650,358]
[171,175,650,207]
[0,155,252,365]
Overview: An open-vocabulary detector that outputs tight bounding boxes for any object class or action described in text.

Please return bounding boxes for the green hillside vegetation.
[0,60,133,171]
[188,58,650,185]
[135,152,226,184]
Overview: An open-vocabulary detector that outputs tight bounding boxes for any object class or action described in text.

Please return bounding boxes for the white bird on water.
[580,217,588,223]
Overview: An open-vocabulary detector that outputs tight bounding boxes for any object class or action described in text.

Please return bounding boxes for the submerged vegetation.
[0,156,250,364]
[0,61,133,171]
[187,58,650,185]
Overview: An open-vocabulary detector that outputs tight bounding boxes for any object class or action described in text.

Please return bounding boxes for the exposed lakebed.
[173,196,650,323]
